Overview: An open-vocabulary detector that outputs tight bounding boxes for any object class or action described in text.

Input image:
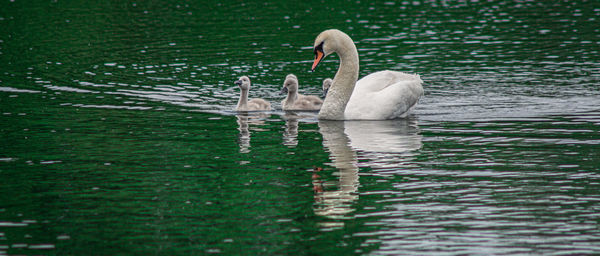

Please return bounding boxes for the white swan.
[311,29,424,120]
[235,76,271,111]
[281,74,323,111]
[322,78,333,97]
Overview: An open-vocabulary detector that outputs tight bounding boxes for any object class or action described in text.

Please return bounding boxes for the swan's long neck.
[237,89,248,110]
[318,36,359,120]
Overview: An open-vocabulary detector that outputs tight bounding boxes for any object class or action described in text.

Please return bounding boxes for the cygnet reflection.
[236,113,268,153]
[282,115,299,147]
[281,112,319,148]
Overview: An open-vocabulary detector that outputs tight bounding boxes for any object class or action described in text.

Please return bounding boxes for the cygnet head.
[234,76,251,90]
[280,74,298,94]
[322,78,333,97]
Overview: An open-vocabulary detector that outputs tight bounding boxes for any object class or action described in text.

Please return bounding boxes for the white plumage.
[345,71,423,120]
[311,29,424,120]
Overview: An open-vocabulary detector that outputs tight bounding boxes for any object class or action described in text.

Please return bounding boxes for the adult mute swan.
[311,29,424,120]
[281,74,323,111]
[235,76,271,111]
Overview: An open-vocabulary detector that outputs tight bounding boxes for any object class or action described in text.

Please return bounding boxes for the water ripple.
[2,1,600,255]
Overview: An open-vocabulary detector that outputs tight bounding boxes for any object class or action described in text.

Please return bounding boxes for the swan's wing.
[345,71,423,120]
[381,79,424,119]
[354,70,421,93]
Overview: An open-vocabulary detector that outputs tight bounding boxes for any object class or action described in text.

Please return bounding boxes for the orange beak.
[311,50,324,71]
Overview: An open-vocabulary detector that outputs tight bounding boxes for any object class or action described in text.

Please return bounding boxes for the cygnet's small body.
[322,78,333,97]
[235,76,271,111]
[281,74,323,111]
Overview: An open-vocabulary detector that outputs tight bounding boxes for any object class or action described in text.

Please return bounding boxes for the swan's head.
[322,78,333,97]
[281,74,298,94]
[235,76,251,90]
[311,29,352,71]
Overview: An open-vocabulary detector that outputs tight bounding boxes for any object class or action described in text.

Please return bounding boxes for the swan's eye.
[314,41,324,54]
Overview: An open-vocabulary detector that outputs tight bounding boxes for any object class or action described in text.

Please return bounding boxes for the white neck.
[318,33,359,120]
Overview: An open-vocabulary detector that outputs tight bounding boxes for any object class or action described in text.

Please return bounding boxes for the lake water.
[1,1,599,255]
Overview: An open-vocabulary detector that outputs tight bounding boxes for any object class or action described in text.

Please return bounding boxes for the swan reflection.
[314,119,422,226]
[235,113,268,153]
[314,121,359,226]
[344,118,422,154]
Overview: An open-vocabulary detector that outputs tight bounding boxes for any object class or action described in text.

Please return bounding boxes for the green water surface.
[1,1,600,255]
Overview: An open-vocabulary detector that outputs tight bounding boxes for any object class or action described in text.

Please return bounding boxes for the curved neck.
[286,90,297,102]
[318,37,359,120]
[237,89,248,110]
[283,90,298,108]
